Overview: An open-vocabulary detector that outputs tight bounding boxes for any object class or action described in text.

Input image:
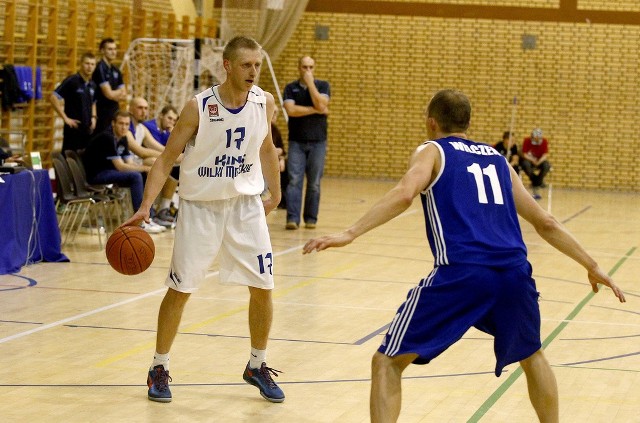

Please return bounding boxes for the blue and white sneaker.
[243,362,285,403]
[147,365,172,402]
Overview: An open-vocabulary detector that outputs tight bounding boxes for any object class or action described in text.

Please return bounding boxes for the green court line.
[466,246,636,422]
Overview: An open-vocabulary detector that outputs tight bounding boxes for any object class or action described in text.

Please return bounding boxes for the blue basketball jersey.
[421,136,527,267]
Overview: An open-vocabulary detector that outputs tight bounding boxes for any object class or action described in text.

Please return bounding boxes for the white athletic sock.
[152,352,170,370]
[160,199,171,210]
[249,348,266,369]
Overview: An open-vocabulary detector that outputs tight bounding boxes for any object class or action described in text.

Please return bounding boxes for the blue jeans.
[91,169,144,210]
[286,140,326,224]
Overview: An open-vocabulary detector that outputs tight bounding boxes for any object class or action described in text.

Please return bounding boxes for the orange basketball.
[106,226,155,275]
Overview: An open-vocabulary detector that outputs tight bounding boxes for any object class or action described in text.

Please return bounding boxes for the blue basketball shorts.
[378,261,541,376]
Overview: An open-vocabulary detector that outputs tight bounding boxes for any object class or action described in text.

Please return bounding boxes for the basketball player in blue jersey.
[303,89,625,422]
[122,36,284,404]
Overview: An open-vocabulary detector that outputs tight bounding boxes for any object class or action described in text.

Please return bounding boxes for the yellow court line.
[96,261,358,368]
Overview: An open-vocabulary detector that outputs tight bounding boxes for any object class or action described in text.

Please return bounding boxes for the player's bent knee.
[372,352,416,374]
[519,348,545,371]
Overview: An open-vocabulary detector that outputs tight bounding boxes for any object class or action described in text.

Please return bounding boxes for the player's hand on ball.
[121,209,151,229]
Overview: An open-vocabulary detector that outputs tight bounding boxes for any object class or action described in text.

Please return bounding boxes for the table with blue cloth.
[0,169,69,274]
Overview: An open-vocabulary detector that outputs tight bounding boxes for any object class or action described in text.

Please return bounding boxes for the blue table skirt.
[0,169,69,274]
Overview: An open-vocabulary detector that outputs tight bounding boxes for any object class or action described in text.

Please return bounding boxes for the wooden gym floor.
[1,177,638,422]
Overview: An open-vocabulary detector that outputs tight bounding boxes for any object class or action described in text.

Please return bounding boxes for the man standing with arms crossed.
[283,56,330,230]
[93,38,127,134]
[304,90,625,422]
[122,36,284,404]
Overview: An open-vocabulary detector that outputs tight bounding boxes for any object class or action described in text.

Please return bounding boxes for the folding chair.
[52,158,105,248]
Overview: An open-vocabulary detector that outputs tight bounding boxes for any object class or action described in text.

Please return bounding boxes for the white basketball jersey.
[131,122,145,165]
[179,85,268,201]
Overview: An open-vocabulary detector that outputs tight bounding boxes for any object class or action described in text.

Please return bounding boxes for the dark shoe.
[147,365,172,402]
[243,362,285,403]
[157,208,175,223]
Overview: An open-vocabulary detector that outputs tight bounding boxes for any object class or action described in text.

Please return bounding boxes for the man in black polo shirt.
[49,52,98,153]
[93,38,127,134]
[283,56,330,230]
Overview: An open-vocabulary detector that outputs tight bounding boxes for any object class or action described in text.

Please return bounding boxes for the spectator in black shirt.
[494,131,520,175]
[49,52,98,153]
[283,56,330,230]
[92,38,127,134]
[83,111,149,213]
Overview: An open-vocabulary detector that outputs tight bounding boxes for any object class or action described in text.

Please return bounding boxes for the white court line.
[0,208,421,345]
[0,244,308,345]
[0,289,165,344]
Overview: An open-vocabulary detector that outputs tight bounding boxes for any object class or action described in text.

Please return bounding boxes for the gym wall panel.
[262,7,640,190]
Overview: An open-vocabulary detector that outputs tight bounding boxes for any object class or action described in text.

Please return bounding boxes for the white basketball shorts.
[165,195,274,292]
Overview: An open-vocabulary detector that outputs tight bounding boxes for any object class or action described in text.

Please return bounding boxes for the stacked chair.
[51,151,133,248]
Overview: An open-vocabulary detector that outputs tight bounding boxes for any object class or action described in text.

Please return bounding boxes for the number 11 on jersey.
[467,163,504,205]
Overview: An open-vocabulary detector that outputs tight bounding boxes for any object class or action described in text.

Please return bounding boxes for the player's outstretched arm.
[511,166,625,303]
[303,143,438,254]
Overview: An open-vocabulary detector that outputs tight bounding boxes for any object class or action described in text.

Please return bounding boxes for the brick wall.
[259,4,640,190]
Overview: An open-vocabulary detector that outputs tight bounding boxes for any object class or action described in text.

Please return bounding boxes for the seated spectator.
[0,137,23,164]
[127,97,163,165]
[493,131,520,174]
[521,128,551,200]
[129,98,181,227]
[142,105,178,146]
[82,110,165,234]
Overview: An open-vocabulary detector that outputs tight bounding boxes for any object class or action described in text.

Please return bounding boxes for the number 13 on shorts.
[257,252,273,275]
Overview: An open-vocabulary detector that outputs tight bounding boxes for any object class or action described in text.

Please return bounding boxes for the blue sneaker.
[533,193,542,200]
[243,362,285,403]
[147,365,172,402]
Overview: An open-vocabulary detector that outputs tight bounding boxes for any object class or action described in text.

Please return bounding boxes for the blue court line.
[560,205,591,224]
[64,324,353,345]
[0,370,498,388]
[591,304,640,315]
[0,275,37,291]
[560,350,640,366]
[552,365,640,373]
[354,323,390,345]
[561,333,640,341]
[0,320,42,325]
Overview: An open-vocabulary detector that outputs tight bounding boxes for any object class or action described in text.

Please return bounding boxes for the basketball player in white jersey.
[303,90,625,422]
[122,36,284,404]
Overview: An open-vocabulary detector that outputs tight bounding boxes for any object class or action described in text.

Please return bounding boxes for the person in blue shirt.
[142,105,178,146]
[303,89,625,423]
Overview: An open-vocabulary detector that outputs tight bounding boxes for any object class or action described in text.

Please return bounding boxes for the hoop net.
[121,38,226,117]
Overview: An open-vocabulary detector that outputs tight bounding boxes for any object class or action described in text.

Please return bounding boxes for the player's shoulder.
[414,140,441,158]
[263,90,275,105]
[249,86,274,106]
